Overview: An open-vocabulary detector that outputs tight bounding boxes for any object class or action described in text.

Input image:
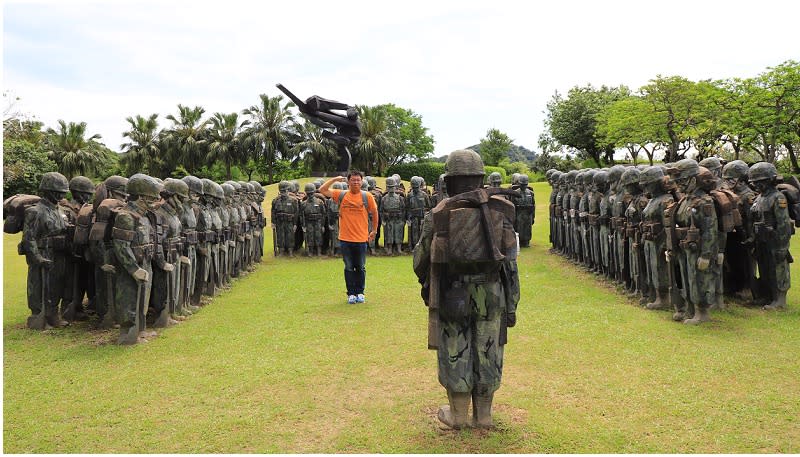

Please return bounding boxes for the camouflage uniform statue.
[113,174,161,344]
[612,169,632,287]
[639,166,674,310]
[151,180,182,327]
[722,160,757,298]
[60,176,95,321]
[221,183,238,282]
[301,182,326,256]
[248,181,266,263]
[177,176,199,314]
[366,177,383,255]
[271,181,300,257]
[186,176,212,306]
[406,176,431,252]
[554,173,568,255]
[593,170,612,277]
[622,168,648,297]
[431,173,448,207]
[568,170,584,263]
[512,174,536,248]
[202,179,224,295]
[487,172,502,188]
[546,170,560,251]
[668,159,719,324]
[22,172,70,329]
[578,170,594,267]
[698,157,728,309]
[749,162,793,310]
[381,177,406,256]
[413,149,520,430]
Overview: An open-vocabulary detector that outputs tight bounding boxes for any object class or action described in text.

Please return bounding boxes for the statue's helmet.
[104,175,129,196]
[565,170,579,184]
[550,170,562,184]
[182,175,204,195]
[698,157,722,172]
[581,169,596,186]
[278,180,291,193]
[410,176,423,189]
[619,167,642,187]
[722,160,749,180]
[671,159,700,180]
[511,173,521,185]
[444,149,485,178]
[593,170,610,187]
[127,173,160,199]
[697,166,716,191]
[221,182,235,198]
[249,181,265,197]
[488,172,502,186]
[39,172,69,193]
[304,182,316,194]
[68,176,94,194]
[748,161,778,183]
[518,174,530,186]
[164,178,190,199]
[385,177,397,188]
[638,166,664,186]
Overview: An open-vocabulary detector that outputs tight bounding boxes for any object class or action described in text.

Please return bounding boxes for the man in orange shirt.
[320,171,379,304]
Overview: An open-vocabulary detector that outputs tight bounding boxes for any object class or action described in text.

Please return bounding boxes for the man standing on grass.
[320,171,379,304]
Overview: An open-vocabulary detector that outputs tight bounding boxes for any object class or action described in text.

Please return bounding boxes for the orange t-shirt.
[331,189,378,242]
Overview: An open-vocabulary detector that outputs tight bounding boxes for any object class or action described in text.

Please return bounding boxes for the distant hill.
[465,144,538,163]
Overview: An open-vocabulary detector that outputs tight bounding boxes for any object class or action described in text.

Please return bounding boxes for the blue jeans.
[340,241,367,295]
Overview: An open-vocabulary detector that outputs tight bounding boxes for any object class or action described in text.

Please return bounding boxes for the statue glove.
[506,312,517,328]
[697,256,710,271]
[35,255,53,269]
[179,256,190,265]
[163,263,175,272]
[133,268,149,282]
[717,253,725,265]
[100,264,116,274]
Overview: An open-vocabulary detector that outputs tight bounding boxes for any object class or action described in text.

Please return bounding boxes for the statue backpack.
[3,194,41,234]
[777,175,800,227]
[708,188,742,232]
[89,199,126,243]
[430,188,517,275]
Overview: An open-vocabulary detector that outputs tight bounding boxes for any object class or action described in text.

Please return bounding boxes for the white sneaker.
[348,295,357,304]
[356,294,365,303]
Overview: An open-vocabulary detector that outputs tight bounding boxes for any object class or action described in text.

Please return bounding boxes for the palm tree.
[163,104,208,175]
[45,120,107,179]
[353,105,397,175]
[291,121,338,173]
[207,112,249,180]
[120,113,160,176]
[241,94,295,184]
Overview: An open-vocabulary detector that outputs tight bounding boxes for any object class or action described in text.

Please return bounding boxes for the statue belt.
[182,230,198,244]
[454,272,499,284]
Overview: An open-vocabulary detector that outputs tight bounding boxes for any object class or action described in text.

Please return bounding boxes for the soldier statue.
[60,175,95,321]
[749,162,794,310]
[721,160,757,299]
[381,177,406,256]
[413,149,520,429]
[151,179,183,327]
[667,160,719,324]
[326,182,344,256]
[639,166,675,310]
[301,182,326,256]
[487,172,502,188]
[406,176,431,252]
[366,176,383,255]
[22,172,70,329]
[112,174,161,344]
[431,173,448,208]
[512,174,536,248]
[271,180,300,257]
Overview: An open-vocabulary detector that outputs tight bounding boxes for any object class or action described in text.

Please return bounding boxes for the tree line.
[540,60,800,172]
[2,91,436,195]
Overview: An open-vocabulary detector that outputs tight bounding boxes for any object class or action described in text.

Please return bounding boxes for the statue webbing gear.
[4,194,41,234]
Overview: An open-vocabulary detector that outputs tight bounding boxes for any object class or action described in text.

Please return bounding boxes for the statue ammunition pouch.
[439,281,470,321]
[430,188,517,276]
[642,222,663,241]
[579,211,588,224]
[709,189,742,232]
[3,194,40,234]
[587,214,599,226]
[663,202,678,250]
[613,217,626,231]
[201,230,216,243]
[183,230,198,245]
[676,226,700,250]
[132,243,154,264]
[37,234,68,251]
[275,212,295,222]
[167,237,182,257]
[112,227,135,242]
[753,222,774,238]
[598,215,611,226]
[625,225,637,238]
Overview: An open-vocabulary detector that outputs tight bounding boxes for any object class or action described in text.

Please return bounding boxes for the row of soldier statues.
[10,172,265,344]
[270,172,536,257]
[545,158,796,324]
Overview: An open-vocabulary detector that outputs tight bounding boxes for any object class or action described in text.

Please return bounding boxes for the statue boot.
[153,307,178,328]
[683,305,711,325]
[762,291,787,310]
[437,390,470,430]
[710,292,726,311]
[472,391,495,429]
[46,308,68,328]
[117,325,143,345]
[646,288,670,310]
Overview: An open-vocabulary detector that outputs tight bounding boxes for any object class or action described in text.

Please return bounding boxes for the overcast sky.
[4,0,799,159]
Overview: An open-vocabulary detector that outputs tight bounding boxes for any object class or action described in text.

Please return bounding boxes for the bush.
[484,166,508,183]
[3,138,57,196]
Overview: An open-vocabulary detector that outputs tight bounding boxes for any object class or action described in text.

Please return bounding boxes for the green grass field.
[4,181,800,453]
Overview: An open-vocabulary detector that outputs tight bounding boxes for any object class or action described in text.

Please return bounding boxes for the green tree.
[353,105,397,175]
[120,113,161,176]
[3,119,57,195]
[378,103,435,165]
[207,112,249,180]
[640,76,706,162]
[241,94,296,184]
[45,119,109,179]
[477,128,514,166]
[163,104,209,175]
[597,95,666,165]
[291,121,338,173]
[545,84,630,167]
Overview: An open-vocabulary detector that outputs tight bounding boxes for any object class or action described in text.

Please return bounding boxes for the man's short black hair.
[347,170,364,180]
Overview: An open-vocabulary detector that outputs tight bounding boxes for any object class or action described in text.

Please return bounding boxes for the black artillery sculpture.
[276,84,361,174]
